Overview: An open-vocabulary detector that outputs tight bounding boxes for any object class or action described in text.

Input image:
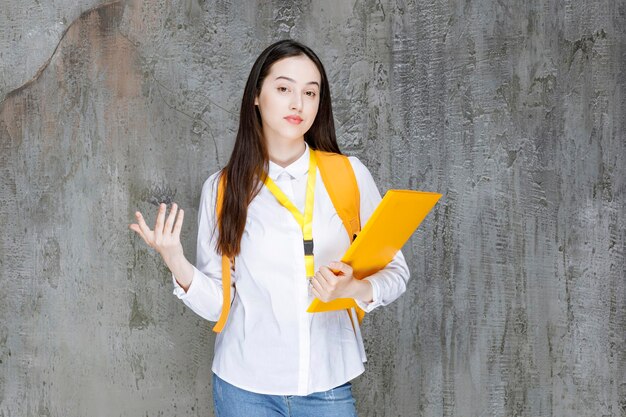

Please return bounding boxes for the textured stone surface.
[0,0,624,416]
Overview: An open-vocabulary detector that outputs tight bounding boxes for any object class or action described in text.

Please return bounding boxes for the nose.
[289,91,303,112]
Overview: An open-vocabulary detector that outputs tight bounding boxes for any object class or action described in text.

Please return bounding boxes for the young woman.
[129,39,410,416]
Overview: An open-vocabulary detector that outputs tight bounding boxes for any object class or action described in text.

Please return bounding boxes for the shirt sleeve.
[171,171,235,322]
[347,156,411,313]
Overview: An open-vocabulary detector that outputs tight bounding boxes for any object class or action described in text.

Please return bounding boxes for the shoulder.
[344,155,382,200]
[200,169,225,202]
[314,151,378,190]
[346,155,369,176]
[346,155,376,186]
[314,150,371,182]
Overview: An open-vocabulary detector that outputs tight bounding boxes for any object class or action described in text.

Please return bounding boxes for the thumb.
[329,261,352,276]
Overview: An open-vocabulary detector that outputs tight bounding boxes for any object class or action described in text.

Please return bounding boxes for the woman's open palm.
[129,203,185,261]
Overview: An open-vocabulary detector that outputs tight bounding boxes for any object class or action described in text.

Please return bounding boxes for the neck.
[267,139,306,168]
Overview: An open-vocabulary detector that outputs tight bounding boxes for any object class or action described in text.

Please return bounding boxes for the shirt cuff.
[354,277,382,313]
[172,267,201,300]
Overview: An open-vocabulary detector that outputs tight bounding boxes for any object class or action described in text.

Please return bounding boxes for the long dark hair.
[217,39,341,259]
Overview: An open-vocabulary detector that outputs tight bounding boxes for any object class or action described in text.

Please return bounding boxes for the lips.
[284,115,303,124]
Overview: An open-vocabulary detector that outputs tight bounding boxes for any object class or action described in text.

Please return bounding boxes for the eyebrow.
[274,76,320,87]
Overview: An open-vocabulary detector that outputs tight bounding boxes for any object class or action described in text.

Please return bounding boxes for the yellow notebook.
[307,189,442,313]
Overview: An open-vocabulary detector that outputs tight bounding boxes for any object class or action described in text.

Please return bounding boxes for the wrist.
[162,247,185,268]
[349,278,373,303]
[162,250,194,292]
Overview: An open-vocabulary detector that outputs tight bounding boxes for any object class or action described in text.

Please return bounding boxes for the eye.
[305,91,317,97]
[277,86,289,93]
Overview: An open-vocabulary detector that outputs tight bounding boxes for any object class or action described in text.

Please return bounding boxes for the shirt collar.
[267,142,310,180]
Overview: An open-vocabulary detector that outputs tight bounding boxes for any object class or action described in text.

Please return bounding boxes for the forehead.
[266,55,321,84]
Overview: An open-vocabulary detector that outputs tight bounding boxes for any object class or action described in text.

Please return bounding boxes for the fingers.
[131,204,183,251]
[154,203,166,240]
[311,263,355,302]
[317,266,338,286]
[129,223,149,243]
[164,203,178,234]
[129,222,153,248]
[311,272,337,302]
[310,277,327,301]
[312,268,334,295]
[173,207,184,240]
[135,211,153,237]
[129,223,142,237]
[310,282,324,301]
[312,272,325,290]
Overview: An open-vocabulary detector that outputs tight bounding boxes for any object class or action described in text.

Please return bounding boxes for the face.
[254,55,321,146]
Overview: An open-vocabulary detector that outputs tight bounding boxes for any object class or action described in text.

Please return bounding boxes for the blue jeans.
[212,373,358,417]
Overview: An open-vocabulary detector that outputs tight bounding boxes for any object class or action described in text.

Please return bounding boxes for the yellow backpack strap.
[313,150,366,325]
[313,150,361,240]
[213,173,231,333]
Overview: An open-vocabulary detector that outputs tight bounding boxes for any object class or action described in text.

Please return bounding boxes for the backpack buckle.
[303,239,314,256]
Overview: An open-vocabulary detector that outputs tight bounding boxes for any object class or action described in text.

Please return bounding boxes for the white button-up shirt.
[172,142,410,395]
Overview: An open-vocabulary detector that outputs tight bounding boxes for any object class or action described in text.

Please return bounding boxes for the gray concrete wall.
[1,0,624,416]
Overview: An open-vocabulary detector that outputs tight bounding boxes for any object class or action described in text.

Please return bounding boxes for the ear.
[254,96,259,106]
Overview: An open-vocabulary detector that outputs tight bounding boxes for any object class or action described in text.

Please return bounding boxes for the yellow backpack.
[212,149,366,333]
